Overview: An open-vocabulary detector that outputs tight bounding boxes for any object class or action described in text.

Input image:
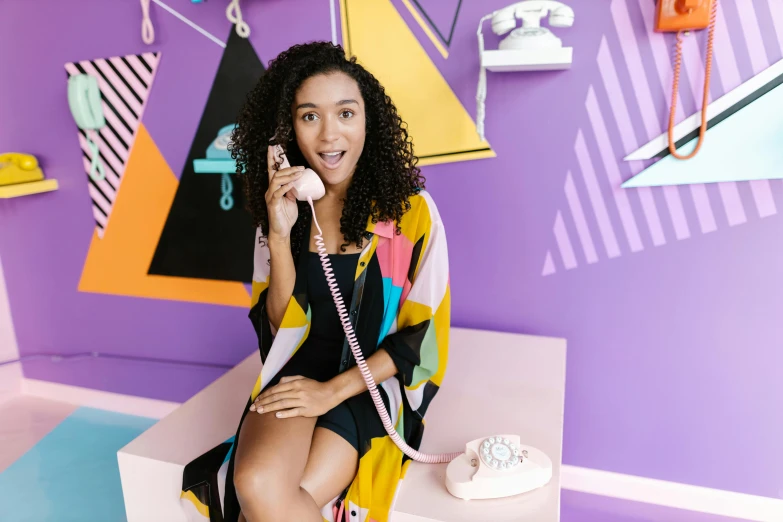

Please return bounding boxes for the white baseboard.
[17,378,782,521]
[561,464,783,521]
[21,378,180,420]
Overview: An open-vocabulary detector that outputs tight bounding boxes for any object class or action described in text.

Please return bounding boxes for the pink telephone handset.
[273,145,325,201]
[273,145,551,509]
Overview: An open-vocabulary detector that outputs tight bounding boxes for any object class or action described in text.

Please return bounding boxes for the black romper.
[265,251,362,451]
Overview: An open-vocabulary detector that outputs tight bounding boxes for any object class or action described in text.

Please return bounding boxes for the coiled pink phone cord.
[309,199,463,470]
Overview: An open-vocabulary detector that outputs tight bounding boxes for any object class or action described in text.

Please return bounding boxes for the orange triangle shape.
[78,123,250,307]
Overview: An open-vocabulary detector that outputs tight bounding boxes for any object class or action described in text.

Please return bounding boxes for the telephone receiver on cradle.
[655,0,712,32]
[273,146,552,504]
[68,73,106,182]
[0,153,44,187]
[476,1,574,140]
[490,0,575,52]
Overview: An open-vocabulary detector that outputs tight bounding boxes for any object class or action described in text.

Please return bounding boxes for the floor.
[0,394,752,522]
[559,490,751,522]
[0,395,156,522]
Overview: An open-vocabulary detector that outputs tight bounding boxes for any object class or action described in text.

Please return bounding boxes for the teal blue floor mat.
[0,406,156,522]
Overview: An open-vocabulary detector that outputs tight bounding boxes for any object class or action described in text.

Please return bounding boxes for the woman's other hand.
[250,375,339,418]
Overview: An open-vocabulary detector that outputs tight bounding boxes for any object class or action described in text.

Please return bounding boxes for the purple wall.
[2,0,782,500]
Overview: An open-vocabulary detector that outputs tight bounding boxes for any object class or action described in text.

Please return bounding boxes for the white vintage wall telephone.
[476,1,574,140]
[273,145,552,505]
[489,1,574,51]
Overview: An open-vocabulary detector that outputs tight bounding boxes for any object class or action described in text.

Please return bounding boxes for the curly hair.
[231,41,425,259]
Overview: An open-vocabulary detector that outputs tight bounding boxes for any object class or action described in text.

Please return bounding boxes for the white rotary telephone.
[445,434,552,500]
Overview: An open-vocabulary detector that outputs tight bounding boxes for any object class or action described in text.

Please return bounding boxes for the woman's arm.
[265,234,297,331]
[263,145,306,331]
[250,348,398,417]
[327,348,398,403]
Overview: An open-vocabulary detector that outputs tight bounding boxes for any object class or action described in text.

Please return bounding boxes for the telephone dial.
[272,145,551,508]
[446,434,552,500]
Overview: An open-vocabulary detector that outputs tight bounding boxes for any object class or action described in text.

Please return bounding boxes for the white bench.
[118,327,566,522]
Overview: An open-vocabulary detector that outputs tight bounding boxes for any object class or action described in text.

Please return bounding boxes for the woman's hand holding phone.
[265,145,304,243]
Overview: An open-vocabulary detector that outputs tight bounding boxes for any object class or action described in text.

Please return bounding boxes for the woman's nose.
[319,115,340,142]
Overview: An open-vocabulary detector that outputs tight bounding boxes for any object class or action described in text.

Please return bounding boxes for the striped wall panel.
[543,0,783,276]
[65,53,161,238]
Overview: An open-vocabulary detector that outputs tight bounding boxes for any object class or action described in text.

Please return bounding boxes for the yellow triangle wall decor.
[340,0,495,166]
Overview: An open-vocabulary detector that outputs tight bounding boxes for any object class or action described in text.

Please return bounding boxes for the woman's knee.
[234,461,292,516]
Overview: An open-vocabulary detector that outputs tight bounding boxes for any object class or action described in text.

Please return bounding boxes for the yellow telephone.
[0,153,44,186]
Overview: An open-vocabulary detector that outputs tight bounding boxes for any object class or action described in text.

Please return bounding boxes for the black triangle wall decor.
[148,28,264,283]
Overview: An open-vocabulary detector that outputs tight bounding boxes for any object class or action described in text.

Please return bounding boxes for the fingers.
[250,392,300,413]
[250,376,308,412]
[272,167,305,187]
[267,145,303,181]
[251,380,302,412]
[254,376,303,402]
[257,379,301,401]
[274,408,303,419]
[267,145,275,180]
[266,180,296,204]
[266,168,304,198]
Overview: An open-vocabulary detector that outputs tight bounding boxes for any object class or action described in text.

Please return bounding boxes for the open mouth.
[318,151,346,168]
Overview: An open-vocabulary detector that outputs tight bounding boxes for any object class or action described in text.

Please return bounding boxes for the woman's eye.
[303,113,318,122]
[340,110,354,118]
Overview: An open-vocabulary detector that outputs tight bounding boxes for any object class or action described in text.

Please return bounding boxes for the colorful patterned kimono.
[181,191,451,521]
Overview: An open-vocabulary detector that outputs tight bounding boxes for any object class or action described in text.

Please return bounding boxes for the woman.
[181,41,451,522]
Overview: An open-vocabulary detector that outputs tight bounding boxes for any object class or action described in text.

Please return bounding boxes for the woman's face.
[291,72,366,189]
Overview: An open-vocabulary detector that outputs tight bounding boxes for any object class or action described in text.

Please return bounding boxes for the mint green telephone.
[68,74,106,182]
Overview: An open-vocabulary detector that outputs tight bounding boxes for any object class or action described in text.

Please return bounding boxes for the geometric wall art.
[65,53,161,238]
[541,0,782,276]
[147,28,264,284]
[340,0,495,166]
[622,58,783,187]
[77,123,251,307]
[397,0,464,59]
[72,10,257,305]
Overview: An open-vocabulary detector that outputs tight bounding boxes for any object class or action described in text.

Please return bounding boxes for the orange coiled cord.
[668,0,718,159]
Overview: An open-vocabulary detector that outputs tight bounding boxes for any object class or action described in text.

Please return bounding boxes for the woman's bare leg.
[233,412,322,522]
[300,427,359,508]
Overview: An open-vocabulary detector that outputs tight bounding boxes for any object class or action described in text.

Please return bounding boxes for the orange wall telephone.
[654,0,718,160]
[655,0,712,32]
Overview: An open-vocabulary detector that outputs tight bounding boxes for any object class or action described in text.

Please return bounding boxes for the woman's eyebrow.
[295,99,358,110]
